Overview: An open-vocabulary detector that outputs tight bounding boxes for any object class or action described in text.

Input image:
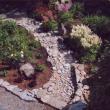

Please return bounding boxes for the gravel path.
[0,87,56,110]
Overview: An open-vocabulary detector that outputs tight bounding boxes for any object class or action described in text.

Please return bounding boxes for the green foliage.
[70,24,101,63]
[29,40,41,50]
[82,15,110,34]
[80,45,100,63]
[0,69,7,77]
[0,20,40,62]
[41,20,58,31]
[58,12,73,23]
[31,12,42,21]
[35,64,46,72]
[35,53,42,59]
[70,2,84,18]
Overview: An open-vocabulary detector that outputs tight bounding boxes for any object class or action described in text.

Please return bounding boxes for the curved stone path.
[16,17,75,109]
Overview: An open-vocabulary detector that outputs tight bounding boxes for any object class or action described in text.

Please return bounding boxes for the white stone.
[20,63,34,78]
[81,71,86,76]
[1,81,10,87]
[75,69,80,75]
[75,89,83,96]
[47,86,53,92]
[78,65,85,71]
[41,95,67,109]
[6,85,18,91]
[83,85,89,90]
[0,79,4,85]
[19,91,36,101]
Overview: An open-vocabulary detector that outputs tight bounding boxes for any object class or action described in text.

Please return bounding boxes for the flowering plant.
[70,24,102,63]
[70,24,101,48]
[55,0,72,12]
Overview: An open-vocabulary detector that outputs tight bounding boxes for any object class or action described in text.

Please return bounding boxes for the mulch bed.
[0,45,52,90]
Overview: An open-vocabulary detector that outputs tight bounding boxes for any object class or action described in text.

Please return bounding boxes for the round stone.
[83,85,89,90]
[47,86,53,92]
[78,65,85,71]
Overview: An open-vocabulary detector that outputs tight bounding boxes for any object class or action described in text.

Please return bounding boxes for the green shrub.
[35,53,42,59]
[70,24,101,63]
[41,20,58,31]
[0,70,7,77]
[30,12,42,21]
[35,64,46,72]
[70,2,84,18]
[82,15,110,35]
[80,45,100,63]
[0,20,39,62]
[29,40,41,50]
[58,12,73,23]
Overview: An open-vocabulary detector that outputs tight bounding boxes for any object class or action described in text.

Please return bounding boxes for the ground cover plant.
[0,20,52,89]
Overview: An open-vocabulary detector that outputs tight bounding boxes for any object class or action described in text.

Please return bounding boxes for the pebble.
[83,85,89,90]
[78,65,85,71]
[47,86,53,92]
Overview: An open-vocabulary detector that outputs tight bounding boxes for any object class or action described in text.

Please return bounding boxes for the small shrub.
[31,12,43,21]
[35,53,42,59]
[0,70,7,77]
[29,40,41,50]
[70,2,84,18]
[58,11,73,23]
[70,24,101,63]
[0,20,40,64]
[82,15,110,36]
[35,64,46,72]
[41,20,58,31]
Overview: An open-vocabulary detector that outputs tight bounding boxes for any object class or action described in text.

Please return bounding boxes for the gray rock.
[6,85,18,91]
[41,95,67,109]
[20,63,34,78]
[78,65,85,71]
[47,86,53,92]
[69,101,87,110]
[19,90,36,101]
[1,81,10,87]
[75,89,82,97]
[0,79,4,85]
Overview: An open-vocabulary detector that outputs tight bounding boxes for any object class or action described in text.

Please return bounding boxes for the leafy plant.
[29,40,41,50]
[0,70,7,77]
[41,20,58,31]
[0,20,40,63]
[82,15,110,36]
[35,64,46,72]
[70,2,84,18]
[58,11,73,23]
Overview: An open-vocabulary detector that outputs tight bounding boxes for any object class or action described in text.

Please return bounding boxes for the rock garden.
[0,0,110,110]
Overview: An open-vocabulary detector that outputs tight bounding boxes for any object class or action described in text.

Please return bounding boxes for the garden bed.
[0,20,52,90]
